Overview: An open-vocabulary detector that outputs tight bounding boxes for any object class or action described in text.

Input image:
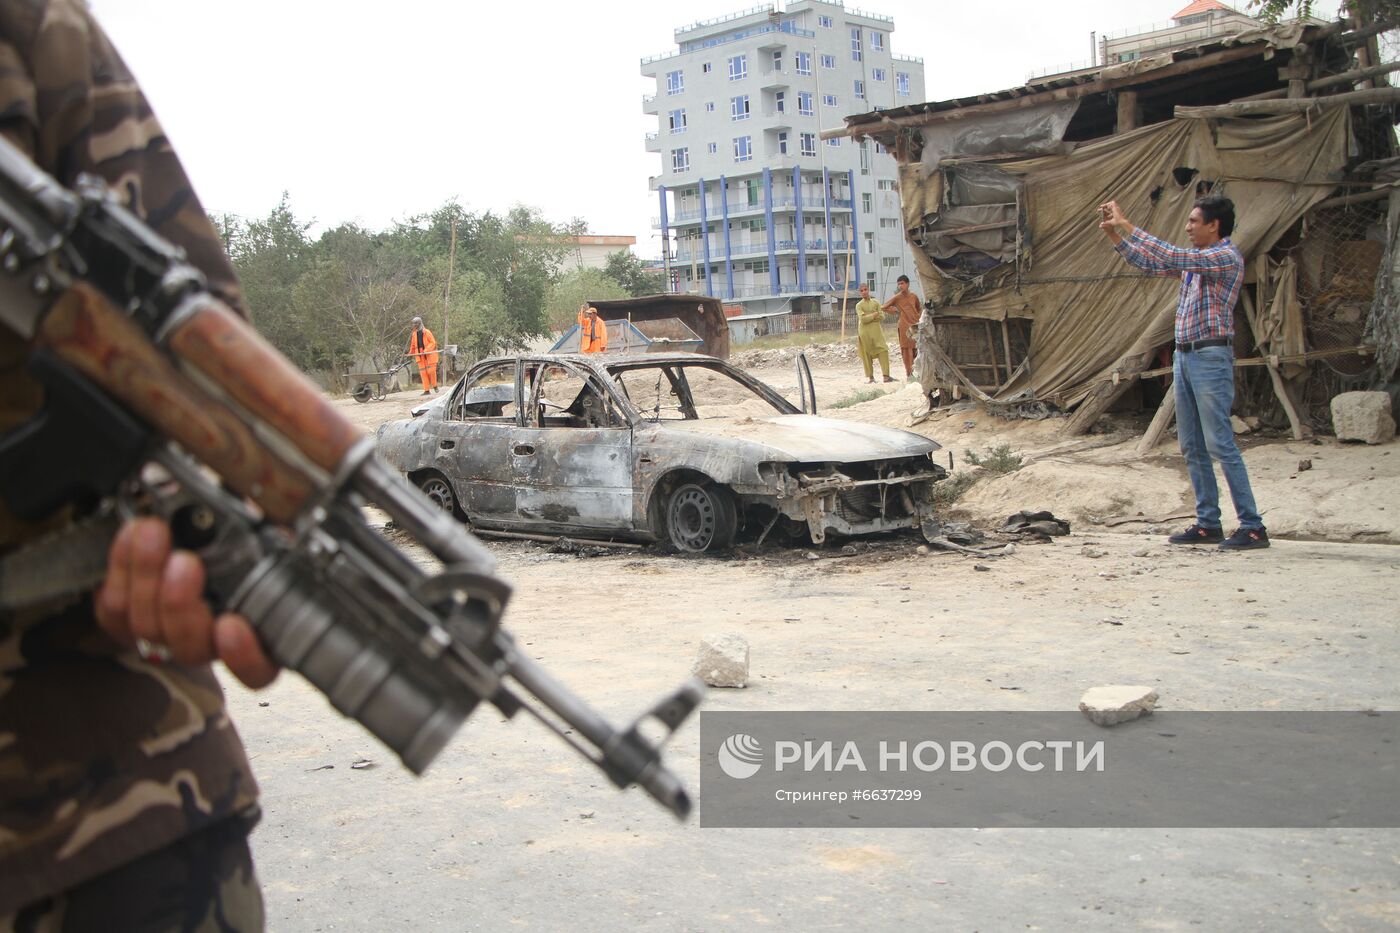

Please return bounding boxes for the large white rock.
[694,633,750,688]
[1078,685,1159,726]
[1331,391,1396,445]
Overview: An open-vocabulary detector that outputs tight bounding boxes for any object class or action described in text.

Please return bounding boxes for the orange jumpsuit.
[408,326,439,390]
[578,311,608,353]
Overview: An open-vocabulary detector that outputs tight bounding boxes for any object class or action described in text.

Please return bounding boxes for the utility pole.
[442,216,457,380]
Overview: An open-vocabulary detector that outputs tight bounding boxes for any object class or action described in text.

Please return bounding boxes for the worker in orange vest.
[407,316,440,395]
[578,304,608,353]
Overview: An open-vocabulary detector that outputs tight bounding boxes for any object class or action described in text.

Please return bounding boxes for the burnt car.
[375,354,947,553]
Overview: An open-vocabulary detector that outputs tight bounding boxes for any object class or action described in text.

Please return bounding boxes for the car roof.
[472,352,733,370]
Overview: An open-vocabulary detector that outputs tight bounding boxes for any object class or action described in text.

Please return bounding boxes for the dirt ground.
[227,354,1400,930]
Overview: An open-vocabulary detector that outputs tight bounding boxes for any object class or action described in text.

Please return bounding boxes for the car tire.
[417,472,465,521]
[664,482,736,554]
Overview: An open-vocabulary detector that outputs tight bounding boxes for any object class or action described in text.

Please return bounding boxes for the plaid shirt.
[1114,229,1244,343]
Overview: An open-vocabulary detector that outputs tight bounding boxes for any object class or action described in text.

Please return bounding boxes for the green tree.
[226,193,315,367]
[544,267,631,331]
[603,249,666,297]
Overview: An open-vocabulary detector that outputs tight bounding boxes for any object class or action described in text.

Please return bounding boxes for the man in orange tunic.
[407,316,439,394]
[881,275,923,380]
[578,305,608,353]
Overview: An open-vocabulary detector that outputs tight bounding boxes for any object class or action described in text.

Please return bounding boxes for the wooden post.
[1136,391,1176,457]
[1116,90,1139,133]
[1000,319,1014,381]
[442,216,457,380]
[1240,291,1310,441]
[984,320,1001,386]
[1064,303,1175,435]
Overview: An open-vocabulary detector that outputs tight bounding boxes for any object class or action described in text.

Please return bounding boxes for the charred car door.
[510,360,635,532]
[434,359,522,524]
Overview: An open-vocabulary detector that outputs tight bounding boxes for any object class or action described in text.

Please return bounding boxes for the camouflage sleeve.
[0,0,259,915]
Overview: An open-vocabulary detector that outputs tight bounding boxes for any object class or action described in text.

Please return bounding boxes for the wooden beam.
[1308,60,1400,91]
[833,43,1269,138]
[1176,86,1400,118]
[1136,391,1176,456]
[1312,186,1394,211]
[1116,89,1139,133]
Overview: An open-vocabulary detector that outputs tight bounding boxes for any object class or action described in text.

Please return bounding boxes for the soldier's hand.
[94,517,279,689]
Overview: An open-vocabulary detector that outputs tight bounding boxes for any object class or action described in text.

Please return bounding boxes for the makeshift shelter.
[728,310,794,346]
[828,17,1399,442]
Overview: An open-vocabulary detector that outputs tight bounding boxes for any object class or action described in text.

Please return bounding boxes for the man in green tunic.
[855,283,894,383]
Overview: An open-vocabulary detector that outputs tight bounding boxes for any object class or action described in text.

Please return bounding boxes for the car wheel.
[417,472,464,521]
[665,482,736,554]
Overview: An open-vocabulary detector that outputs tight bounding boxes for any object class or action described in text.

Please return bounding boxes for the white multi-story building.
[641,1,925,315]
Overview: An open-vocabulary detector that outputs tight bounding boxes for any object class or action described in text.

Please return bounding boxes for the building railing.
[891,53,923,64]
[642,94,657,110]
[675,3,773,37]
[662,195,855,225]
[845,5,894,24]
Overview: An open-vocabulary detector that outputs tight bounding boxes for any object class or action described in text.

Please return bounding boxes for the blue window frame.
[671,148,689,172]
[728,55,747,81]
[668,109,687,133]
[730,95,750,120]
[870,31,884,51]
[820,53,835,69]
[850,28,862,61]
[666,70,683,95]
[795,51,812,75]
[896,72,910,96]
[823,93,837,107]
[800,132,816,156]
[853,80,865,99]
[797,91,813,115]
[872,68,886,82]
[818,14,833,27]
[733,136,753,162]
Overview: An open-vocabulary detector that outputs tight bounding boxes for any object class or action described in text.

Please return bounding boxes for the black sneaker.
[1167,524,1224,545]
[1220,527,1269,551]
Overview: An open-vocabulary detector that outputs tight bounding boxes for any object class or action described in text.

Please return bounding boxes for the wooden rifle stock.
[35,283,317,524]
[165,294,362,473]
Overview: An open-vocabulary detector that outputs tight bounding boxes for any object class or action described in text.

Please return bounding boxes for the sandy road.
[227,519,1400,930]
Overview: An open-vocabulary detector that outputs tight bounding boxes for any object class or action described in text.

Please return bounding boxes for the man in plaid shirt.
[1101,194,1268,550]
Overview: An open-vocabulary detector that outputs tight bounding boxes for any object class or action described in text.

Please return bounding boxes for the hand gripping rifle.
[0,136,700,818]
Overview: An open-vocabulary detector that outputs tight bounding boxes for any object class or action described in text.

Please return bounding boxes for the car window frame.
[522,358,632,430]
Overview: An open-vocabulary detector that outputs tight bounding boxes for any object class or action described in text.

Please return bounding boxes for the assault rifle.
[0,136,699,817]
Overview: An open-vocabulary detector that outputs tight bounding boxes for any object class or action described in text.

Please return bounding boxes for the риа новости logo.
[718,733,763,779]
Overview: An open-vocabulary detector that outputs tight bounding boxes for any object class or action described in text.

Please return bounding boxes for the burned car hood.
[654,415,939,462]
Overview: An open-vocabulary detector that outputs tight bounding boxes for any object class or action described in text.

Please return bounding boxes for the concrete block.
[1331,391,1395,445]
[694,633,750,688]
[1079,685,1158,726]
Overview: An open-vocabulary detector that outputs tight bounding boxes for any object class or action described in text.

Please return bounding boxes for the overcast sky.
[90,0,1305,257]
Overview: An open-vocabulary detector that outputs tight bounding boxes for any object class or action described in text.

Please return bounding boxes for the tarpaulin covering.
[911,107,1352,408]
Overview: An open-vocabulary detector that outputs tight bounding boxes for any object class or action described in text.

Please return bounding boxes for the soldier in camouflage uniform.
[0,1,275,928]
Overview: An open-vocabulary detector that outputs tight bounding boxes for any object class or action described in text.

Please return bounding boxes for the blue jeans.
[1173,345,1262,529]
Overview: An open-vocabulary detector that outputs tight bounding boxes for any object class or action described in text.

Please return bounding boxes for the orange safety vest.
[578,313,608,353]
[407,326,439,368]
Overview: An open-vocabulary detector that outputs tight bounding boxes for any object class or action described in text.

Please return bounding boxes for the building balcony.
[759,70,791,90]
[657,196,854,228]
[643,94,658,114]
[644,133,660,153]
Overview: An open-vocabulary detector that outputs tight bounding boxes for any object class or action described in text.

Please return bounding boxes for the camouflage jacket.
[0,0,258,913]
